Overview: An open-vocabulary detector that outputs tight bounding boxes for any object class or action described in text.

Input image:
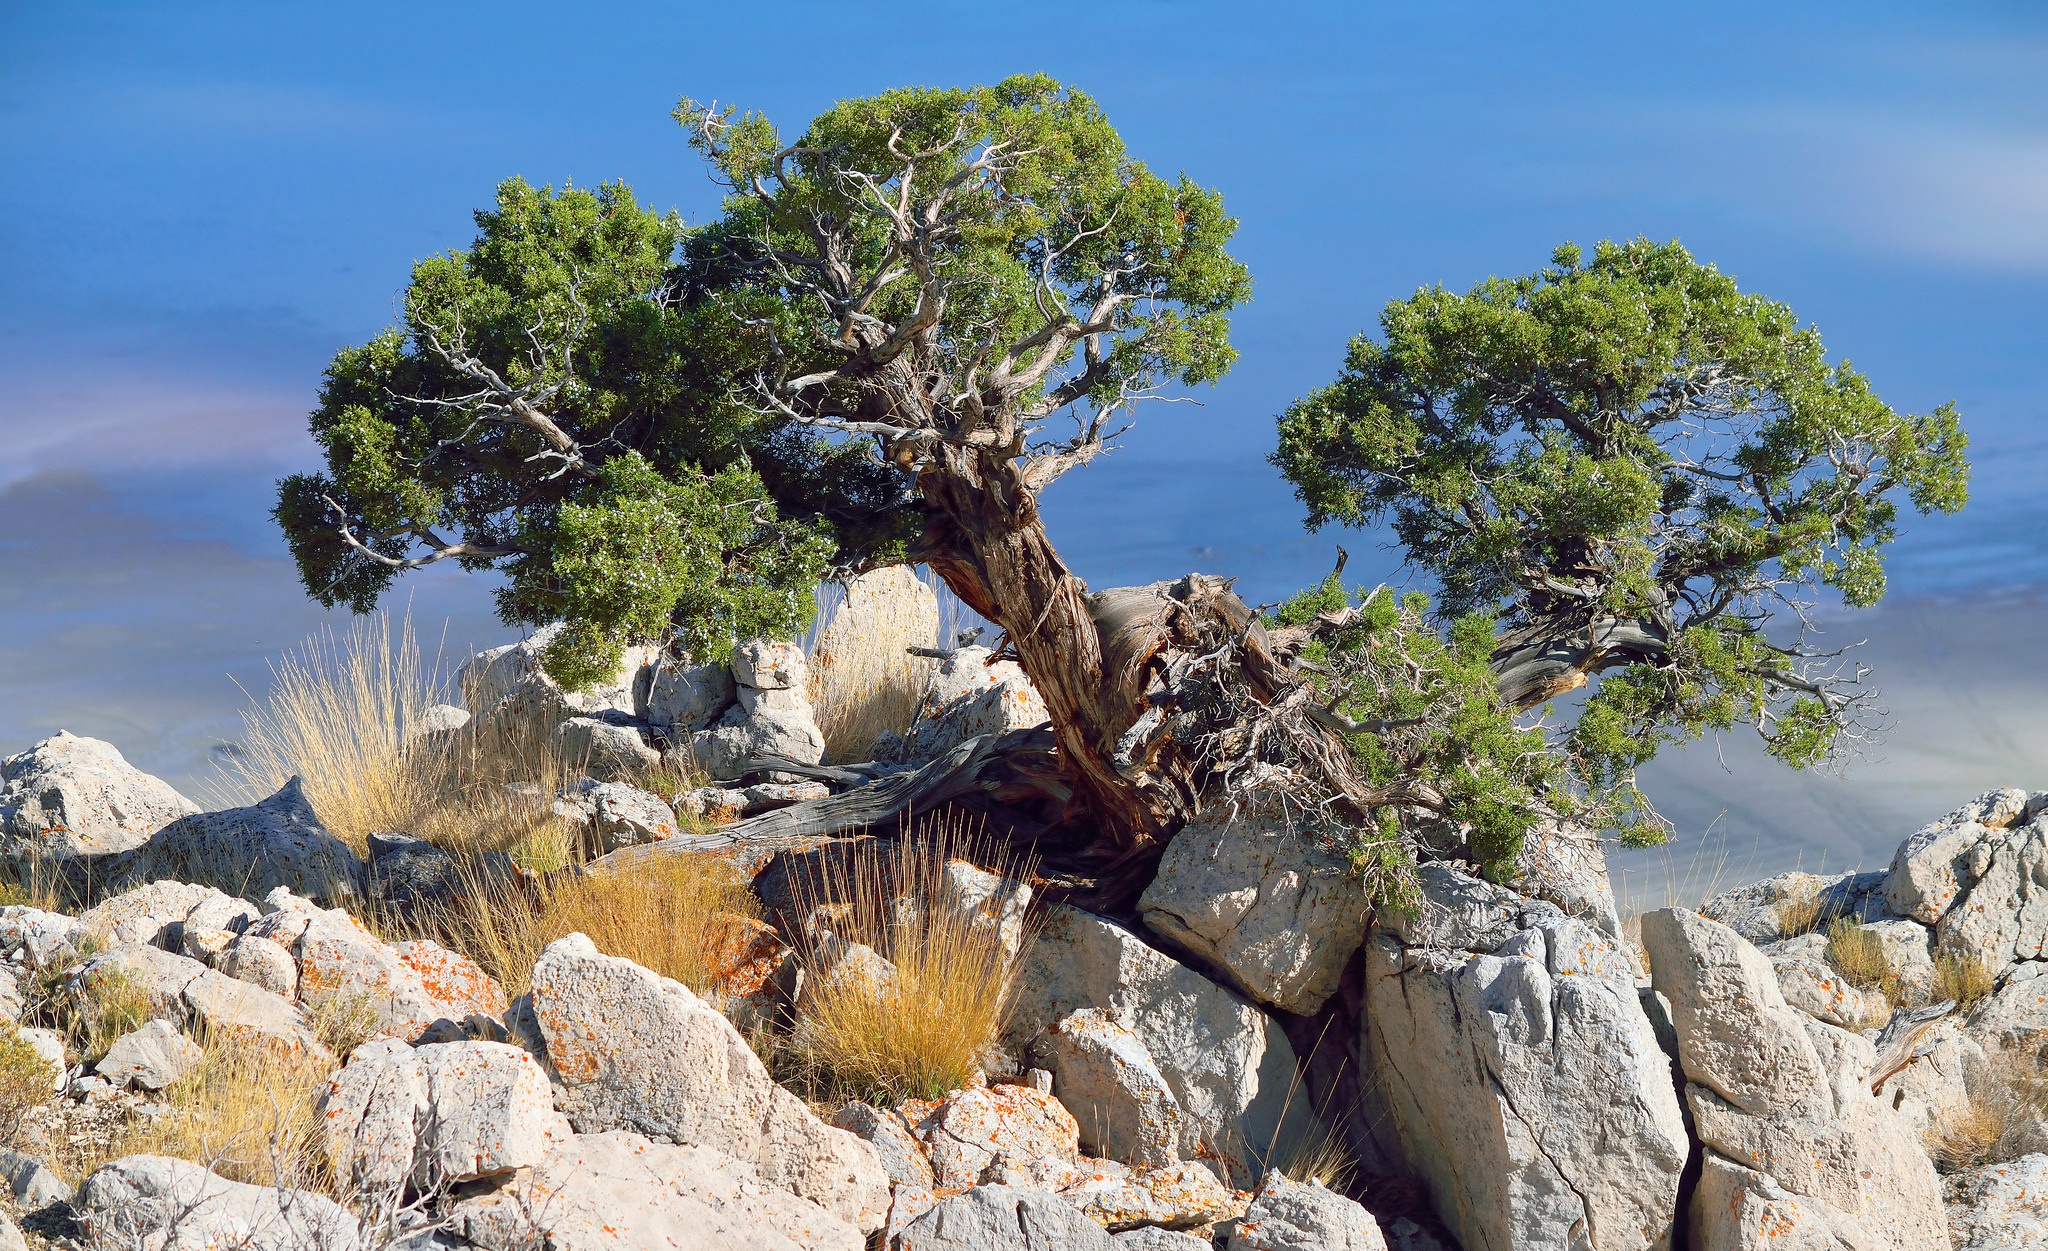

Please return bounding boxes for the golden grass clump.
[39,963,154,1062]
[784,819,1036,1106]
[1935,950,1997,1011]
[1776,886,1828,938]
[0,1027,53,1148]
[438,852,761,1001]
[806,568,941,763]
[1931,1043,2048,1173]
[218,612,441,858]
[120,1036,332,1192]
[1824,918,1900,1002]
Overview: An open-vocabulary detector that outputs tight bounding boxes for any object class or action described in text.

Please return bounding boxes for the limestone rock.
[830,1101,935,1190]
[1057,1159,1239,1232]
[646,657,739,732]
[1882,789,2048,977]
[94,778,365,907]
[1370,886,1688,1251]
[938,860,1034,960]
[0,905,87,969]
[365,831,467,913]
[409,703,471,740]
[1702,869,1888,946]
[295,907,503,1042]
[0,732,200,860]
[526,933,889,1231]
[891,1184,1117,1251]
[454,1130,866,1251]
[1508,818,1624,941]
[0,1149,71,1209]
[695,693,828,781]
[461,624,652,724]
[1770,949,1888,1029]
[1946,1153,2048,1250]
[1968,960,2048,1043]
[79,879,257,948]
[904,1083,1081,1190]
[1650,911,1947,1251]
[580,779,679,847]
[1640,908,1824,1113]
[1876,1022,1980,1136]
[1226,1171,1387,1251]
[96,1019,202,1091]
[219,933,298,998]
[903,646,1050,763]
[74,1155,361,1251]
[1139,808,1367,1015]
[552,714,662,779]
[1006,905,1306,1186]
[74,942,206,1016]
[1692,1152,1876,1251]
[1114,1230,1215,1251]
[0,1212,22,1251]
[1044,1009,1188,1168]
[734,639,809,691]
[182,967,328,1060]
[319,1038,569,1188]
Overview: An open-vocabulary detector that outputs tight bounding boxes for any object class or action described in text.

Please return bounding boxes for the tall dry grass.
[437,853,761,1001]
[806,570,938,764]
[782,818,1036,1106]
[119,1034,333,1192]
[1931,1042,2048,1172]
[216,612,443,858]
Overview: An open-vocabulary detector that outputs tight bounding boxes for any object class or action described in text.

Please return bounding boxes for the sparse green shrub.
[0,1027,54,1148]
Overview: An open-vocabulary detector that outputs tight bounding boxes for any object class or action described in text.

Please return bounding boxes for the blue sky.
[3,1,2045,886]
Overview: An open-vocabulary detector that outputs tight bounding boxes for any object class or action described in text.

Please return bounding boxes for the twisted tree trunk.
[915,446,1180,878]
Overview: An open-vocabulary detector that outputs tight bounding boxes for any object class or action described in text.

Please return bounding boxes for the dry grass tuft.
[37,962,154,1063]
[120,1034,332,1192]
[1931,1043,2048,1172]
[1935,950,1996,1011]
[1776,887,1828,938]
[1824,918,1900,1002]
[438,852,760,1001]
[783,818,1036,1106]
[0,1027,52,1148]
[217,612,442,858]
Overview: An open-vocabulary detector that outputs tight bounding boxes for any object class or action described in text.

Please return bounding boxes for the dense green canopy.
[277,75,1248,698]
[1274,238,1969,838]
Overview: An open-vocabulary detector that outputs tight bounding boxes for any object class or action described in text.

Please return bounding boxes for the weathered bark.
[1490,612,1673,710]
[915,446,1181,878]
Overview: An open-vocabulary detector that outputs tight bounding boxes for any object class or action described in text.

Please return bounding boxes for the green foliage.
[280,78,1247,689]
[1279,580,1584,881]
[1274,239,1969,823]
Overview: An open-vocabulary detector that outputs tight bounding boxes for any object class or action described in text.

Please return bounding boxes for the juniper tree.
[278,77,1275,886]
[1273,239,1970,840]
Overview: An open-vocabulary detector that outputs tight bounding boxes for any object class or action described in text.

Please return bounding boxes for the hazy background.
[3,1,2044,900]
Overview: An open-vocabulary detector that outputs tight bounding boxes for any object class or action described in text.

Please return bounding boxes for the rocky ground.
[3,572,2046,1248]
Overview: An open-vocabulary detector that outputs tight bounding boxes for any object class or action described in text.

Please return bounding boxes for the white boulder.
[1226,1171,1387,1250]
[1372,870,1687,1251]
[525,933,889,1231]
[319,1038,571,1188]
[1005,905,1307,1186]
[1139,807,1367,1015]
[96,778,365,907]
[96,1019,202,1091]
[902,645,1049,763]
[74,1155,360,1251]
[0,732,200,860]
[1945,1153,2048,1250]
